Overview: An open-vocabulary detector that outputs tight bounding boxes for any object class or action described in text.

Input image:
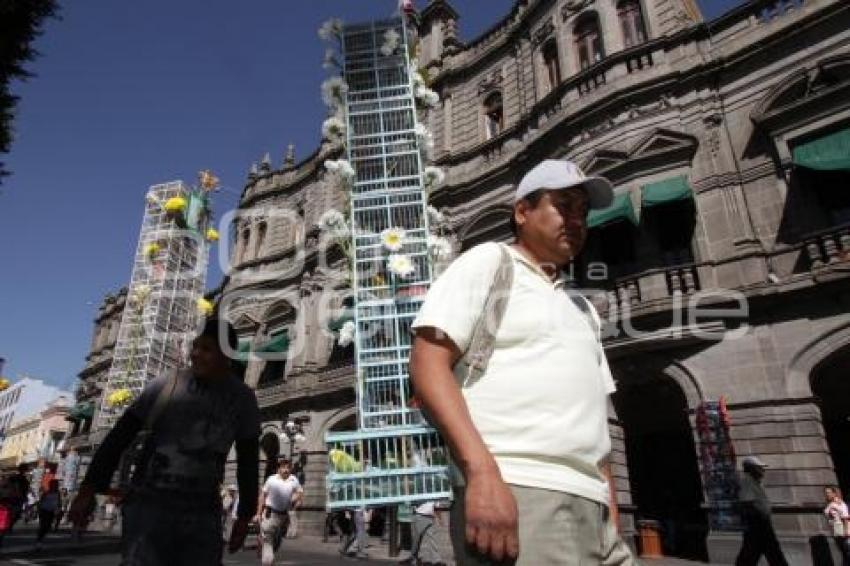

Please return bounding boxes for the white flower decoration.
[321,77,349,109]
[318,18,343,41]
[415,123,434,154]
[409,59,424,87]
[416,86,440,108]
[380,29,400,57]
[338,320,356,347]
[427,205,445,226]
[387,254,415,279]
[319,208,349,237]
[325,158,356,183]
[130,284,151,307]
[322,116,346,141]
[428,235,453,259]
[380,227,407,252]
[423,166,445,191]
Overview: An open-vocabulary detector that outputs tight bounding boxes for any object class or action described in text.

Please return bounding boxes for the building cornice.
[239,143,343,209]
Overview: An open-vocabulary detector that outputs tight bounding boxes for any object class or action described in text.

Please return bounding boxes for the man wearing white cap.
[735,456,788,566]
[410,160,635,564]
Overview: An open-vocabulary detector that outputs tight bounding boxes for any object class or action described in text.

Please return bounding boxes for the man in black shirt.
[69,319,261,565]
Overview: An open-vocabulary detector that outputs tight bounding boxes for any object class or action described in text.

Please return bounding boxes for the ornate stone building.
[221,0,850,561]
[65,288,127,478]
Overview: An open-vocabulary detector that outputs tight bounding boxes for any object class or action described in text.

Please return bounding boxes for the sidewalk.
[0,522,121,560]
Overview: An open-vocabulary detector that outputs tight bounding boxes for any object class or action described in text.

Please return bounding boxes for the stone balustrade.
[597,262,703,318]
[257,361,354,408]
[803,222,850,270]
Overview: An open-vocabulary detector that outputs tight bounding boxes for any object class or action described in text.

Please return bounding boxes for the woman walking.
[36,480,62,550]
[824,486,850,565]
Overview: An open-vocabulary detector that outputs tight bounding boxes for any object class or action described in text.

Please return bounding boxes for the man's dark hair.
[509,189,546,237]
[198,318,238,353]
[277,456,291,465]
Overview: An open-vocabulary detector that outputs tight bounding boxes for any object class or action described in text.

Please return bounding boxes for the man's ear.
[513,200,529,232]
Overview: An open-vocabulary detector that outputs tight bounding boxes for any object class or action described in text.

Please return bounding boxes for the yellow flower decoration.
[199,170,219,191]
[197,297,214,316]
[144,243,161,258]
[107,388,133,407]
[164,196,188,214]
[205,228,220,242]
[0,378,10,392]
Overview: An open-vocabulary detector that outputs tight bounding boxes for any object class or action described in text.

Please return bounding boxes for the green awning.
[641,176,693,208]
[258,331,289,354]
[67,402,94,421]
[236,332,288,360]
[587,193,638,229]
[236,339,252,362]
[793,127,850,171]
[328,312,355,332]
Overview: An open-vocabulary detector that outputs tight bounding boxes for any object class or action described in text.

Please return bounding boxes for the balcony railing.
[257,361,355,408]
[597,262,702,318]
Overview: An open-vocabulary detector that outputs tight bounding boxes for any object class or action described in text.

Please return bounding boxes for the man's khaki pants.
[450,486,638,565]
[260,511,290,566]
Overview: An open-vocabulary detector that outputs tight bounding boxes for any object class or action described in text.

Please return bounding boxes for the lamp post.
[281,417,308,461]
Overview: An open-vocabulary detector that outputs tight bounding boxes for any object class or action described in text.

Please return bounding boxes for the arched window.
[255,221,267,258]
[542,39,561,92]
[239,227,251,263]
[618,0,647,48]
[483,92,504,140]
[574,14,605,70]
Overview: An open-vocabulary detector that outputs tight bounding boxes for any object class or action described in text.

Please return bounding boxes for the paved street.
[0,523,401,565]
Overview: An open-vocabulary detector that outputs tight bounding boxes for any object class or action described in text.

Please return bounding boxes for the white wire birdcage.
[324,16,452,509]
[97,181,210,430]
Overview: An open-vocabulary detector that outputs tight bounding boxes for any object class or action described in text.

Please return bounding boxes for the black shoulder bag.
[120,372,179,492]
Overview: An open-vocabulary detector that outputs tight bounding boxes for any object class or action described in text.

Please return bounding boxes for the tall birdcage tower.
[324,14,452,509]
[97,177,216,430]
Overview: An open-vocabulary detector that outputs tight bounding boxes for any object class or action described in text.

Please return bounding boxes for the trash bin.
[637,519,663,558]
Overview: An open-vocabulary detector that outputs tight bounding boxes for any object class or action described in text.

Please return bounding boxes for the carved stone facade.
[66,288,127,478]
[223,1,850,561]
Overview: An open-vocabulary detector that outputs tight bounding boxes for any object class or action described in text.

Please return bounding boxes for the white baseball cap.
[741,456,768,469]
[515,159,614,210]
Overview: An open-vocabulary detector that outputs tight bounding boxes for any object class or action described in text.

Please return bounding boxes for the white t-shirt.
[412,243,616,505]
[262,474,302,512]
[826,500,849,522]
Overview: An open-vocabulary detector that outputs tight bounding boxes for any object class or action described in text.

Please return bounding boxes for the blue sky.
[0,0,742,391]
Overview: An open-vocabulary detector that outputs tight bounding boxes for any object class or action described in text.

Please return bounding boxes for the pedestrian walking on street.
[403,500,443,565]
[222,485,237,541]
[68,319,262,565]
[410,159,636,565]
[53,488,68,530]
[102,494,119,533]
[340,506,370,559]
[35,479,61,549]
[824,485,850,565]
[256,456,303,566]
[734,456,789,566]
[29,460,46,497]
